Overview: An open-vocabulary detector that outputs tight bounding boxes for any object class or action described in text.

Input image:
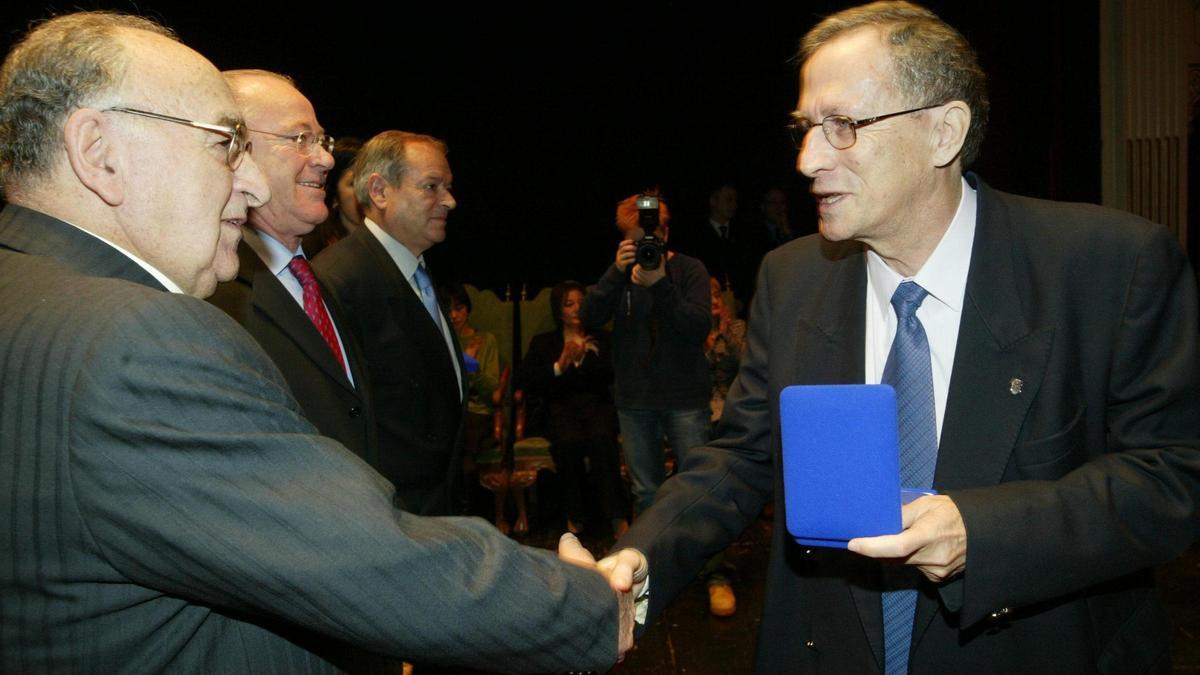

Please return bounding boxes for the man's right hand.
[614,240,637,273]
[558,533,637,662]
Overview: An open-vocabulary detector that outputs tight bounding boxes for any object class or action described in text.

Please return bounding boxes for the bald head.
[222,69,332,251]
[222,69,295,118]
[0,12,269,297]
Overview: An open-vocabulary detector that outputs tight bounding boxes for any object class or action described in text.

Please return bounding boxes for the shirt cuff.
[634,575,650,625]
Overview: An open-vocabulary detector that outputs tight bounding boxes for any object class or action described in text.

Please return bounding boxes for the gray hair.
[0,12,176,194]
[352,130,447,211]
[797,1,989,168]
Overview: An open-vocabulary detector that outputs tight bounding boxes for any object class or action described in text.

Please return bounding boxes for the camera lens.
[635,236,663,270]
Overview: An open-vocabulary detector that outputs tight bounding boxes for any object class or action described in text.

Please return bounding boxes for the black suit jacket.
[618,176,1200,673]
[673,218,764,312]
[208,238,377,465]
[516,329,617,437]
[673,218,734,284]
[314,227,466,516]
[0,204,622,673]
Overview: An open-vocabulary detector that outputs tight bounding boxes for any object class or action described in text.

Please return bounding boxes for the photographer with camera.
[580,192,711,516]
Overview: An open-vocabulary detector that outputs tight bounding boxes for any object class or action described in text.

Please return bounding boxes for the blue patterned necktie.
[881,280,937,675]
[413,263,441,329]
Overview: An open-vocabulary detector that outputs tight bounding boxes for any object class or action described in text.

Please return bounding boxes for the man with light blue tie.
[315,130,467,516]
[209,69,377,466]
[601,1,1200,672]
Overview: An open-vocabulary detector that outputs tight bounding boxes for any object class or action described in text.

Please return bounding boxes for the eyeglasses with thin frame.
[103,106,248,169]
[787,103,945,150]
[247,128,335,156]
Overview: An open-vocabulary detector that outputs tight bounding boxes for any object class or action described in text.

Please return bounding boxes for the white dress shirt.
[864,178,977,444]
[362,217,463,398]
[242,227,354,386]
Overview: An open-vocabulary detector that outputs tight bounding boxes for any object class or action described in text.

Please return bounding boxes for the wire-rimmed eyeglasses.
[103,106,248,169]
[247,128,335,156]
[787,103,945,150]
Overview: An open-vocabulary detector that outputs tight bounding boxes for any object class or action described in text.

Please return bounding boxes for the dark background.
[1,2,1100,294]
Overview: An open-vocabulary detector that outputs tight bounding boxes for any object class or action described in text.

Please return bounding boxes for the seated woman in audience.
[517,281,629,537]
[441,285,511,529]
[706,275,747,429]
[701,274,748,615]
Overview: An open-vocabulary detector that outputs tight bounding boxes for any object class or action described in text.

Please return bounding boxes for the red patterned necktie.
[287,256,346,371]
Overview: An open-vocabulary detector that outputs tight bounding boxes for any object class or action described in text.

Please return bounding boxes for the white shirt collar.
[241,226,303,275]
[866,177,977,316]
[363,217,425,279]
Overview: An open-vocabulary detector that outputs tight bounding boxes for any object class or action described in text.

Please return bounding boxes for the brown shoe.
[708,582,736,617]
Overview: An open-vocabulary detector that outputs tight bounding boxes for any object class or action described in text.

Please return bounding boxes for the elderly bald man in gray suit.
[0,11,633,673]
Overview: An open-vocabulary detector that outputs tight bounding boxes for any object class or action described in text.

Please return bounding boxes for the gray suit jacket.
[314,227,466,516]
[0,204,619,673]
[618,175,1200,673]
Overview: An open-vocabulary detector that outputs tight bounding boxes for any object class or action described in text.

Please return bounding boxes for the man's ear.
[366,173,391,211]
[931,101,970,169]
[63,108,124,206]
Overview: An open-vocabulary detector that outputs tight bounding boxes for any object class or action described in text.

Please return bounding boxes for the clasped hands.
[848,494,967,583]
[558,533,647,663]
[556,337,598,372]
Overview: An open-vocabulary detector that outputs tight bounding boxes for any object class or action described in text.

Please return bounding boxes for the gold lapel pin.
[1009,378,1024,395]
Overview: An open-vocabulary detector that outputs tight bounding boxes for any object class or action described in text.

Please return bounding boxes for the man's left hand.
[631,263,666,288]
[847,495,966,583]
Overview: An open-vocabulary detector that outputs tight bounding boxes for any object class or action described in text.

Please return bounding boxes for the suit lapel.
[239,242,357,393]
[359,233,462,397]
[0,205,165,291]
[911,177,1055,648]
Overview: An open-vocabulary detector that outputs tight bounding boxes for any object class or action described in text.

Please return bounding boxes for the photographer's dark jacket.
[581,252,711,410]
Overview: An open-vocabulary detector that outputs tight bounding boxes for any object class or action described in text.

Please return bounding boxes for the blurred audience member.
[705,276,747,428]
[580,193,710,519]
[759,187,795,249]
[519,281,630,538]
[303,136,364,257]
[674,183,738,290]
[696,275,747,617]
[440,283,510,530]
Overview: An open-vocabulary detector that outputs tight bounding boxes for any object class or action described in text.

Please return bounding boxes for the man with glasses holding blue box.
[602,1,1200,672]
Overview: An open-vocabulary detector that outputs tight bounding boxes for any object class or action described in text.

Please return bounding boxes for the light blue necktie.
[413,263,441,328]
[881,281,937,675]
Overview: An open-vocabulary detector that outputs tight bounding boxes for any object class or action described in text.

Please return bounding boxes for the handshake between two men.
[558,533,649,663]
